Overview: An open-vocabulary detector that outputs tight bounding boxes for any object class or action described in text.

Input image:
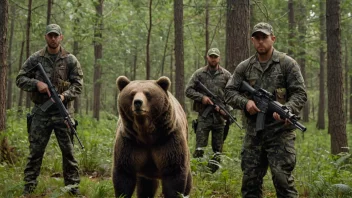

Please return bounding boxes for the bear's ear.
[156,76,171,91]
[116,76,130,91]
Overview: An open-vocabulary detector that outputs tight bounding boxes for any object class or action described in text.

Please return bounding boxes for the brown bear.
[113,76,192,198]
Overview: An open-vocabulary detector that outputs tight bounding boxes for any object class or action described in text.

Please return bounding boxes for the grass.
[1,108,352,197]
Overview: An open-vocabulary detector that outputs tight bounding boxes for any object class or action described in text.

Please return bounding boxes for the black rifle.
[194,80,242,129]
[240,81,306,132]
[37,63,84,149]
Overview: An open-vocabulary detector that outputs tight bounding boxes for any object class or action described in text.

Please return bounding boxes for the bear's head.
[116,76,173,139]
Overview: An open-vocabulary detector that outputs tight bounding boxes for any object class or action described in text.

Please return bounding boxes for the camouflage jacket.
[185,65,232,122]
[16,46,83,114]
[225,49,307,133]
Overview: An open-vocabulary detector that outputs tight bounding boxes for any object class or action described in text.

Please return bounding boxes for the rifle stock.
[37,63,85,149]
[240,81,306,132]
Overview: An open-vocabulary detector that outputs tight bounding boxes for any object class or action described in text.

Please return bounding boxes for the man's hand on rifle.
[273,112,290,125]
[214,106,228,119]
[202,96,214,105]
[37,81,51,97]
[246,100,260,115]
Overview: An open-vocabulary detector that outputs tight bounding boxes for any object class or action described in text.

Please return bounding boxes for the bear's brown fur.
[112,76,192,198]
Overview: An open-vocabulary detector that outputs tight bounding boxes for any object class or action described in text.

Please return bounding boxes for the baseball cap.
[207,48,220,57]
[46,24,62,35]
[251,22,273,36]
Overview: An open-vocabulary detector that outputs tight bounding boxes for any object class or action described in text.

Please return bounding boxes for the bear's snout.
[133,99,143,110]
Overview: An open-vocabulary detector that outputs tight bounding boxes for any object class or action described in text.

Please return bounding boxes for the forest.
[0,0,352,197]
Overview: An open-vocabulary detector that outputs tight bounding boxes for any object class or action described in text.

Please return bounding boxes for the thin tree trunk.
[93,0,103,120]
[161,21,172,76]
[170,46,174,94]
[344,41,348,118]
[47,0,52,25]
[174,0,185,108]
[288,0,295,56]
[25,0,32,109]
[326,0,348,154]
[317,0,326,129]
[204,0,209,65]
[17,41,25,109]
[146,0,152,80]
[6,4,15,110]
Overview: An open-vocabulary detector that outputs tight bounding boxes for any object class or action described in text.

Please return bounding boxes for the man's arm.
[61,55,84,102]
[284,59,307,115]
[16,56,40,92]
[225,63,249,110]
[185,71,204,102]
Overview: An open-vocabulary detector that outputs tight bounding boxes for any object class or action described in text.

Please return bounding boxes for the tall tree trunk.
[73,1,81,115]
[317,0,326,129]
[133,46,137,80]
[0,0,15,164]
[93,0,103,120]
[146,0,152,80]
[297,1,309,122]
[350,55,352,123]
[326,0,348,154]
[17,41,25,109]
[46,0,52,25]
[170,46,174,94]
[160,21,172,76]
[344,41,348,118]
[25,0,32,109]
[6,4,15,110]
[204,0,209,65]
[288,0,295,56]
[225,0,250,73]
[174,0,185,108]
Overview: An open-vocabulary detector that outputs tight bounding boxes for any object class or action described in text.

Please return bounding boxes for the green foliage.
[2,110,352,197]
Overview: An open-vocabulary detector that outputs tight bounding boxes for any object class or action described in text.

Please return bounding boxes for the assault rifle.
[194,80,242,129]
[37,63,85,149]
[240,81,306,132]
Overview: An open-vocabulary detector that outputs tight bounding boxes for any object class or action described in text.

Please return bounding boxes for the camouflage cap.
[46,24,62,35]
[207,48,220,57]
[251,22,273,36]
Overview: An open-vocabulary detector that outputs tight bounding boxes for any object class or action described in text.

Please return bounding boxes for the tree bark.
[288,0,295,57]
[317,0,326,129]
[225,0,250,73]
[6,4,15,110]
[297,1,309,122]
[47,0,52,25]
[146,0,152,80]
[174,0,185,108]
[204,0,209,65]
[25,0,33,109]
[326,0,348,154]
[93,0,103,120]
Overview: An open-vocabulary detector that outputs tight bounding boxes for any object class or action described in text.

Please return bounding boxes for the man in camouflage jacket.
[16,24,83,196]
[225,22,307,198]
[185,48,231,173]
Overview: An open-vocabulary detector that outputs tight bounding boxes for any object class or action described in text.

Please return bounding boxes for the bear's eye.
[144,91,152,100]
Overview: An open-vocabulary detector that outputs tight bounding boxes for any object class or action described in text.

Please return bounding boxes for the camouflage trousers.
[241,129,298,198]
[193,115,225,158]
[24,111,80,189]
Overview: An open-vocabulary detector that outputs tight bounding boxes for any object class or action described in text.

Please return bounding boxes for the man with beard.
[185,48,231,173]
[16,24,83,196]
[225,22,307,198]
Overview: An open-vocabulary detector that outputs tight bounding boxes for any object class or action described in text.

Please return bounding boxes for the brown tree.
[225,0,250,73]
[326,0,348,154]
[6,4,15,110]
[317,0,326,129]
[146,0,152,80]
[297,1,309,122]
[0,0,15,163]
[174,0,185,108]
[47,0,52,25]
[287,0,295,56]
[25,0,33,109]
[93,0,104,120]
